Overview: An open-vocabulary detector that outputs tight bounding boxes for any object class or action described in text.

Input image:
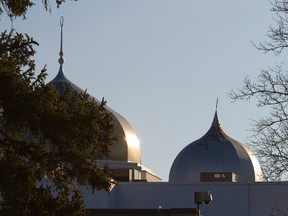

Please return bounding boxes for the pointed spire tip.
[212,108,220,126]
[60,16,64,27]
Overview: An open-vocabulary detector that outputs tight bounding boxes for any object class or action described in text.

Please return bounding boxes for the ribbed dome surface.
[169,111,263,183]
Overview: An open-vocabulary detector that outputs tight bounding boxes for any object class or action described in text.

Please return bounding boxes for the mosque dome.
[49,17,141,164]
[49,70,141,164]
[169,111,264,183]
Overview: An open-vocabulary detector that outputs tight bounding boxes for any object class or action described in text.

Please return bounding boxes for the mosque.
[49,19,288,216]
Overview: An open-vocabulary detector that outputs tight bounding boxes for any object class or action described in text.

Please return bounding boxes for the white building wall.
[85,182,288,216]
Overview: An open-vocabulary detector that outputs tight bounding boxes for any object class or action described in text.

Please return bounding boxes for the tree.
[0,1,115,215]
[255,0,288,55]
[0,0,65,19]
[229,0,288,181]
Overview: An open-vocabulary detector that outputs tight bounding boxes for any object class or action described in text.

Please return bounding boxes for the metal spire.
[58,16,64,66]
[51,16,69,82]
[52,16,68,82]
[212,98,220,126]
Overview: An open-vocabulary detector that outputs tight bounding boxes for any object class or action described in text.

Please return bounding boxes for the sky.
[1,0,286,181]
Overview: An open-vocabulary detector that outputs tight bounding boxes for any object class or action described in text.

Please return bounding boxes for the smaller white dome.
[169,111,264,183]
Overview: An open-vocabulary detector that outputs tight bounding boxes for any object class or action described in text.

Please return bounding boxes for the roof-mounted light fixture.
[195,191,213,216]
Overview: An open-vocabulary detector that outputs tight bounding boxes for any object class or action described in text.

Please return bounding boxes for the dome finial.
[58,16,64,65]
[213,98,220,126]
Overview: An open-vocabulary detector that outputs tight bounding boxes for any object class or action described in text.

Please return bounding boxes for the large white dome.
[169,111,263,183]
[49,67,141,164]
[45,18,162,182]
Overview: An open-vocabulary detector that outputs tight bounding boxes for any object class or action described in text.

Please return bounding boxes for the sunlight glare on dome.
[125,133,140,148]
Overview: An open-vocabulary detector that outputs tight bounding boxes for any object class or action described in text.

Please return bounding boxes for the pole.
[196,203,200,216]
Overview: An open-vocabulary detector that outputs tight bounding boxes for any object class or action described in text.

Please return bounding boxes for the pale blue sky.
[1,1,285,180]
